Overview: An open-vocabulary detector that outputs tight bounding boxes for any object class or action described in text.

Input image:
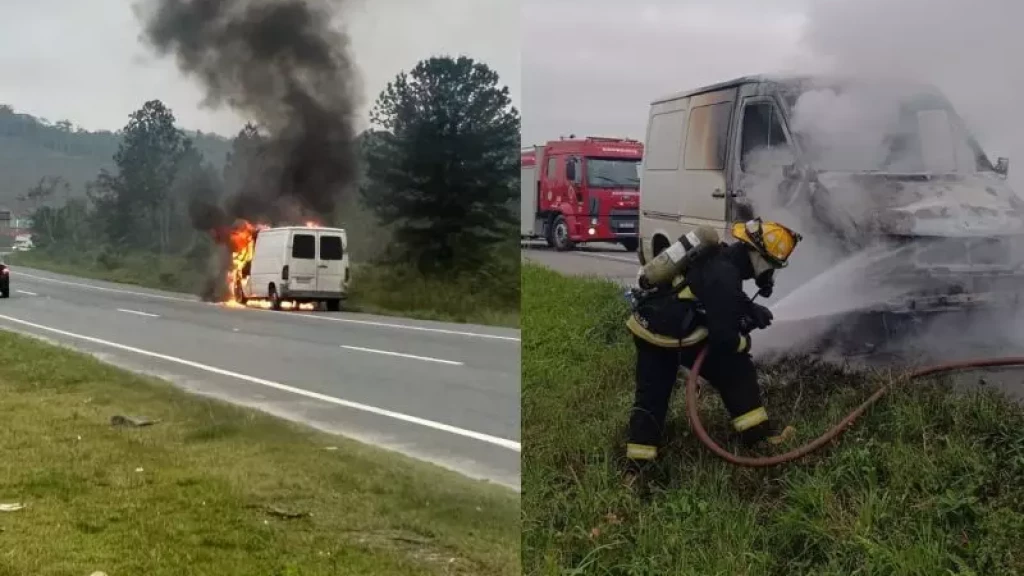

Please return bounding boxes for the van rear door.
[316,231,345,293]
[288,230,318,293]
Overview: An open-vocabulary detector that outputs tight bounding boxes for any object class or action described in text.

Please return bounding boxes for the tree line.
[24,55,520,275]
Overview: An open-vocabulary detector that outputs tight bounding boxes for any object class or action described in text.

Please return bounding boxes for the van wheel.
[325,299,341,312]
[268,286,282,311]
[550,215,574,252]
[620,238,639,253]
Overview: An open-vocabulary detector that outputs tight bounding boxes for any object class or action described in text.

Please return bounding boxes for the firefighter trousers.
[626,335,769,461]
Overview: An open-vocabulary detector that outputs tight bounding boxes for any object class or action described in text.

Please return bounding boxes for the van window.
[292,234,315,259]
[684,102,733,170]
[546,156,558,181]
[740,102,790,171]
[646,110,687,170]
[320,235,343,260]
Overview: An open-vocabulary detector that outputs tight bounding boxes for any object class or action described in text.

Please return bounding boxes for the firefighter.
[623,218,802,471]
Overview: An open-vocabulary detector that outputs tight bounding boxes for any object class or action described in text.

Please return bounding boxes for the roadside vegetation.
[2,54,519,327]
[522,262,1024,575]
[0,330,519,576]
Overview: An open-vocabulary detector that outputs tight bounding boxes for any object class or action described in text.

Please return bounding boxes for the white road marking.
[284,311,520,342]
[116,308,160,318]
[340,345,464,366]
[17,271,196,303]
[561,250,638,264]
[15,290,37,296]
[0,313,520,452]
[18,270,520,342]
[589,253,639,264]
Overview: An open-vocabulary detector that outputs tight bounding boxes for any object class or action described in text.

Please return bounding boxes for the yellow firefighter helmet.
[731,218,802,268]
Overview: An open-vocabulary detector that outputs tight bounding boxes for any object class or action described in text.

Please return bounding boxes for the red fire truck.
[521,136,643,251]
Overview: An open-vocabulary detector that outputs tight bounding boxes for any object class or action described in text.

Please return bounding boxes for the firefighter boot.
[621,442,658,490]
[740,420,797,448]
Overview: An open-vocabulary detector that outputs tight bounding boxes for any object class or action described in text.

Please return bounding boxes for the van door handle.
[317,265,328,269]
[712,189,726,198]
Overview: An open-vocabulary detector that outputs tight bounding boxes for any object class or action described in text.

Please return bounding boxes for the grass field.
[0,331,519,575]
[7,247,520,328]
[522,262,1024,575]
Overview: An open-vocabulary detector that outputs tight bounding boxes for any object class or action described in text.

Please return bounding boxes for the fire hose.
[685,347,1024,467]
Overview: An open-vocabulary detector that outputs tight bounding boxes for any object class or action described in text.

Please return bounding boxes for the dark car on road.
[0,261,10,298]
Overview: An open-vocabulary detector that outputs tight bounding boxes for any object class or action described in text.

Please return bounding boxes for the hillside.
[0,104,231,212]
[0,104,517,264]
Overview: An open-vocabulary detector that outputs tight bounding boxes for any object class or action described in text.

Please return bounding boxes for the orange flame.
[225,220,268,305]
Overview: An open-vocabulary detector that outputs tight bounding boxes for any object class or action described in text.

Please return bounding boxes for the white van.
[12,234,32,252]
[240,226,350,311]
[637,74,1011,266]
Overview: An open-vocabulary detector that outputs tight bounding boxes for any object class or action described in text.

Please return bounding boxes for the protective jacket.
[626,242,757,354]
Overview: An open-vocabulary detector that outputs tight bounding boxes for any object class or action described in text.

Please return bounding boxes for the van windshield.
[779,81,995,174]
[585,157,641,189]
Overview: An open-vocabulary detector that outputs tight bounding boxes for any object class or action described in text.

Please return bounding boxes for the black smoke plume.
[135,0,361,299]
[139,0,360,224]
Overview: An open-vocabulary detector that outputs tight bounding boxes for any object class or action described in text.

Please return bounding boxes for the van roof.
[650,73,939,105]
[261,225,346,234]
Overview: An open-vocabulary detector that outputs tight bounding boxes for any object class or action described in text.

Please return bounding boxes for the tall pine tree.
[360,56,519,273]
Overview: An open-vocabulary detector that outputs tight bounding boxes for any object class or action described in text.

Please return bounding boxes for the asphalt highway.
[521,241,639,286]
[0,267,521,490]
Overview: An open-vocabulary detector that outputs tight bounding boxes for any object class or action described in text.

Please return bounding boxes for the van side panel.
[639,97,689,261]
[677,88,737,239]
[248,229,287,298]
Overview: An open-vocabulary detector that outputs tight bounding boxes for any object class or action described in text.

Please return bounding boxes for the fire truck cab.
[521,136,643,251]
[243,225,350,311]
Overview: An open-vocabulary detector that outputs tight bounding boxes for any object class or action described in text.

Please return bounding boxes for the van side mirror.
[996,157,1010,176]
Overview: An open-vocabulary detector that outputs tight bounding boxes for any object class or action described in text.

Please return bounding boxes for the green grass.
[522,262,1024,575]
[8,248,520,328]
[0,330,519,575]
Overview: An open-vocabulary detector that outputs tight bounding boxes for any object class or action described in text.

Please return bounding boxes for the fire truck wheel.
[620,238,639,253]
[550,215,574,252]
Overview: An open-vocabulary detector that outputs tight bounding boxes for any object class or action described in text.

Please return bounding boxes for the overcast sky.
[523,0,1024,181]
[0,0,519,137]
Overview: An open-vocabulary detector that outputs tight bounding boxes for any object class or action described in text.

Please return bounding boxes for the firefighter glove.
[755,270,775,298]
[738,315,754,334]
[749,303,774,330]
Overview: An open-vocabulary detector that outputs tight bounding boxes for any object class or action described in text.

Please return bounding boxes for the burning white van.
[236,225,350,311]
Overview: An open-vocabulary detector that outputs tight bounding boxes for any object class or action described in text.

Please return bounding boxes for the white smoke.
[797,0,1024,189]
[748,0,1024,363]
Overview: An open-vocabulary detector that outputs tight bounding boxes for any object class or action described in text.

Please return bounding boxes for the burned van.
[638,74,1019,353]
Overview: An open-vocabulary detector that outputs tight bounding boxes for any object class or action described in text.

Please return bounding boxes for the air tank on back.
[640,225,722,286]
